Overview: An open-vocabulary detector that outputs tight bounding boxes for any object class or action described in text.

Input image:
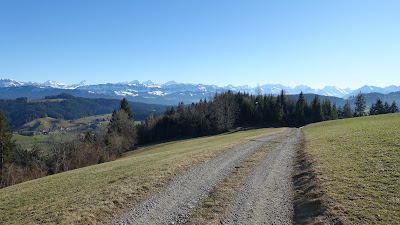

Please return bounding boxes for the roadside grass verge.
[0,127,287,224]
[186,128,296,224]
[301,113,400,224]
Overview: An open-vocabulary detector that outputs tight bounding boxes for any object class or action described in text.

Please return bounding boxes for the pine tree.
[374,99,384,114]
[295,92,307,126]
[311,95,323,122]
[337,106,344,119]
[343,101,353,118]
[331,103,338,120]
[0,111,16,181]
[384,101,390,114]
[108,99,137,153]
[322,99,332,120]
[389,101,399,113]
[120,98,134,120]
[354,92,366,117]
[369,103,377,115]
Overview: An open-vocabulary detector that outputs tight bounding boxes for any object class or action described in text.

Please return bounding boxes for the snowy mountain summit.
[1,78,400,104]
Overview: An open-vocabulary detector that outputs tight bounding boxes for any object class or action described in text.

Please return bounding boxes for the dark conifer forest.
[137,91,340,144]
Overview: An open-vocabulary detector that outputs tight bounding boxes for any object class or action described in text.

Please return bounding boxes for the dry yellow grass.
[0,127,287,224]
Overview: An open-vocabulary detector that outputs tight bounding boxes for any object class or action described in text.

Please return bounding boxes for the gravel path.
[223,128,302,225]
[114,129,292,225]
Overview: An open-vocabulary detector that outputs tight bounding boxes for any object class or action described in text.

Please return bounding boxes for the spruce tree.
[337,106,344,119]
[311,95,323,122]
[384,101,390,114]
[369,103,377,115]
[108,99,137,153]
[331,103,338,120]
[374,99,384,114]
[322,99,332,120]
[389,101,399,113]
[354,92,366,117]
[295,92,307,126]
[343,101,353,118]
[120,98,134,120]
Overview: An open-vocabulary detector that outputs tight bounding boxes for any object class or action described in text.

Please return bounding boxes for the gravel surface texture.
[113,129,292,225]
[223,128,302,224]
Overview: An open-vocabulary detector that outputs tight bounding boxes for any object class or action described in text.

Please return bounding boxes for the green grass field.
[303,113,400,224]
[19,114,112,133]
[20,117,74,132]
[13,114,113,149]
[0,127,286,224]
[12,134,53,150]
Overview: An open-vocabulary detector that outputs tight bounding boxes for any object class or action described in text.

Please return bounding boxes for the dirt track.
[223,128,301,224]
[114,128,300,225]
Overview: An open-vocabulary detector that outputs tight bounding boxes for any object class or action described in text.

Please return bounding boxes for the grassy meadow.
[0,127,286,224]
[18,114,112,133]
[13,114,112,149]
[303,113,400,224]
[20,117,74,132]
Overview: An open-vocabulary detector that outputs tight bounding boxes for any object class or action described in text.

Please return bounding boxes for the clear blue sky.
[1,0,399,89]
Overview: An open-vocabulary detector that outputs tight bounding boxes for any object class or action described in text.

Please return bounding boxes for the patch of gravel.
[222,128,302,224]
[113,129,292,225]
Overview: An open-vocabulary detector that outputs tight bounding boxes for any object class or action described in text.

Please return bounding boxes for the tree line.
[138,91,398,144]
[137,91,341,144]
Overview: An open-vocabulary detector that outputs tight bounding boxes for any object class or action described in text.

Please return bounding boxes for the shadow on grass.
[292,137,342,225]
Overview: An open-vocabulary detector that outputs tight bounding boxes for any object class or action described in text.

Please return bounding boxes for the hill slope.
[301,113,400,224]
[0,127,285,224]
[0,93,167,128]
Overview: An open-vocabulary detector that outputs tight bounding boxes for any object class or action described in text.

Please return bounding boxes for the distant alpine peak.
[129,80,142,85]
[78,80,89,86]
[43,80,66,87]
[164,80,178,85]
[143,80,155,85]
[69,80,89,88]
[1,77,400,99]
[0,78,25,87]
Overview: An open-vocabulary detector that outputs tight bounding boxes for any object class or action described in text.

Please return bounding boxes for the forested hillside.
[0,93,167,128]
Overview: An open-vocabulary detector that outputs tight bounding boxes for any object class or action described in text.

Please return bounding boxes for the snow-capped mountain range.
[1,78,400,105]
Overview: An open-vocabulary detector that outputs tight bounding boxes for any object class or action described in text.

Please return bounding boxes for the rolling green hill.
[302,113,400,224]
[20,117,73,132]
[0,93,167,129]
[13,114,112,150]
[18,114,112,133]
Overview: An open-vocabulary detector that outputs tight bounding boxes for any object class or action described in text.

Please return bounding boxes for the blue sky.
[1,0,399,89]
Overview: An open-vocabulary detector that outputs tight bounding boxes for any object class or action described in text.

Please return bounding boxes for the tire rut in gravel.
[223,128,302,224]
[113,128,292,225]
